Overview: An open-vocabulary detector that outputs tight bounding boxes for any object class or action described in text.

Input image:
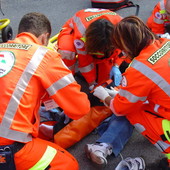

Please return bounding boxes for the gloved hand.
[159,33,170,39]
[89,84,95,91]
[93,86,110,101]
[89,82,97,91]
[104,87,118,97]
[110,66,122,86]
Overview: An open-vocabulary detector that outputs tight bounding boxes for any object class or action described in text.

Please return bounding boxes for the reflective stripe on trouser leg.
[166,153,170,161]
[162,119,170,142]
[165,153,170,164]
[29,146,57,170]
[154,140,170,152]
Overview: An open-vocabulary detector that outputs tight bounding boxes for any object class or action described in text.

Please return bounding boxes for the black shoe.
[159,158,170,170]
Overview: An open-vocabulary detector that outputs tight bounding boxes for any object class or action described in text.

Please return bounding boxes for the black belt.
[0,142,25,154]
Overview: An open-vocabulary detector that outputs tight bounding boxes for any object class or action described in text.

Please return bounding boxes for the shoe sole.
[85,145,91,159]
[134,157,146,170]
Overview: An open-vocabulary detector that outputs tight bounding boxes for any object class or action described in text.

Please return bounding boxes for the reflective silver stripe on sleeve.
[154,18,164,24]
[76,49,87,55]
[0,47,48,142]
[131,59,170,96]
[73,16,86,36]
[58,49,76,60]
[160,0,165,10]
[79,63,94,73]
[46,73,75,96]
[119,89,147,103]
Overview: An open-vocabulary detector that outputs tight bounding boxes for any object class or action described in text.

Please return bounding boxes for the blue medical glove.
[110,66,122,86]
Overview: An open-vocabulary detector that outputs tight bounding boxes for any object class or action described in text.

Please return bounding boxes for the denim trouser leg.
[96,114,133,156]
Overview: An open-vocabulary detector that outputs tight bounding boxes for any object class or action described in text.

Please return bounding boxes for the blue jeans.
[96,114,133,157]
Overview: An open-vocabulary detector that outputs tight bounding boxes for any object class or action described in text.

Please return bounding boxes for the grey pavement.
[2,0,163,169]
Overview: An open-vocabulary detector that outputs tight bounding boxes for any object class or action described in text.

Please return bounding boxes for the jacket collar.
[16,32,41,45]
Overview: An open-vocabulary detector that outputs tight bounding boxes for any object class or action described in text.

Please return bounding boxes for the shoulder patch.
[0,43,32,50]
[148,41,170,64]
[0,51,15,77]
[155,12,162,19]
[74,39,84,49]
[85,12,116,22]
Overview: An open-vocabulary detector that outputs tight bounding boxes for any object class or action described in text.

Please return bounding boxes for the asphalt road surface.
[1,0,163,169]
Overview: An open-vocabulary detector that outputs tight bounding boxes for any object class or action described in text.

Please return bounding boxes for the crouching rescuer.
[93,16,170,169]
[0,12,90,170]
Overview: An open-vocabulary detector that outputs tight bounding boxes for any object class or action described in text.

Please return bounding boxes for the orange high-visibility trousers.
[54,106,112,149]
[126,104,170,162]
[14,138,78,170]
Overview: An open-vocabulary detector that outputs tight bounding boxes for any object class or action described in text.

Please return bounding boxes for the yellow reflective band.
[166,153,170,160]
[29,146,57,170]
[80,37,86,42]
[162,119,170,142]
[89,52,104,56]
[160,10,166,14]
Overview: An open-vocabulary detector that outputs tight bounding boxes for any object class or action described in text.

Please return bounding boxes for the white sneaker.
[85,143,112,166]
[115,157,145,170]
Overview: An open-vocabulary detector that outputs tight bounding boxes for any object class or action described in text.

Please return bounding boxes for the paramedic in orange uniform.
[0,12,90,170]
[93,16,170,169]
[57,8,125,88]
[147,0,170,35]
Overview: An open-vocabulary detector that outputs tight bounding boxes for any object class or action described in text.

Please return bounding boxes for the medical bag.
[90,0,140,16]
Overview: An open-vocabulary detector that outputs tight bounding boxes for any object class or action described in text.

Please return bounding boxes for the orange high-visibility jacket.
[57,8,123,84]
[147,0,170,34]
[0,32,90,145]
[111,38,170,119]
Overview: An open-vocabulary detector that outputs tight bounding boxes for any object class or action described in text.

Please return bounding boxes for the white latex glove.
[89,82,97,91]
[89,84,95,91]
[104,87,118,97]
[158,33,170,39]
[93,86,110,101]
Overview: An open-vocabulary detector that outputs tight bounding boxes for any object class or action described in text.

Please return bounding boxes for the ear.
[38,32,50,46]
